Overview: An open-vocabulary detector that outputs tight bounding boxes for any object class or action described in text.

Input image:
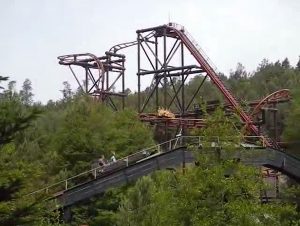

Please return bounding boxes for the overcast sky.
[0,0,299,103]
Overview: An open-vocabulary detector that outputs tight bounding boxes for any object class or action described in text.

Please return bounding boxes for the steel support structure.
[58,52,126,110]
[136,26,205,115]
[136,23,287,149]
[57,23,291,149]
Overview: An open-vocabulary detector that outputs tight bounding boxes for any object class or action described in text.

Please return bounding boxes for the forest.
[1,57,300,226]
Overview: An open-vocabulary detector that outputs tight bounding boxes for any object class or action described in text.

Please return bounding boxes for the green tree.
[35,96,154,225]
[71,187,125,226]
[117,110,299,226]
[118,160,299,226]
[0,76,8,90]
[283,89,300,156]
[61,81,73,101]
[20,78,34,106]
[0,78,42,225]
[53,96,154,175]
[282,57,290,69]
[297,56,300,71]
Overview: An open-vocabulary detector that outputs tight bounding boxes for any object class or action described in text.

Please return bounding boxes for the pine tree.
[0,78,40,225]
[296,56,300,71]
[61,81,73,101]
[0,76,8,91]
[230,63,247,80]
[282,57,290,69]
[19,78,34,106]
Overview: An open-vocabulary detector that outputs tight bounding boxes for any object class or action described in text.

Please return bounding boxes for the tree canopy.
[0,57,300,225]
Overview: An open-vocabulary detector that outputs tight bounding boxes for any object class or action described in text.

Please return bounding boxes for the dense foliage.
[117,110,300,226]
[118,162,299,226]
[0,57,299,225]
[0,76,42,225]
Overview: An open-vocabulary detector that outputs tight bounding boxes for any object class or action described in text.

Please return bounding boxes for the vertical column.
[122,59,125,109]
[85,68,89,93]
[182,148,186,174]
[137,32,141,113]
[106,54,110,92]
[163,28,167,109]
[273,104,278,141]
[181,40,185,137]
[155,36,159,111]
[101,61,105,101]
[63,207,72,223]
[181,41,185,115]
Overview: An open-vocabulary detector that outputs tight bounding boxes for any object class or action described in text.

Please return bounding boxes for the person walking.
[110,151,117,163]
[98,154,106,166]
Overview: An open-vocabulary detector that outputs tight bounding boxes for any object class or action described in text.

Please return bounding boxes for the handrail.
[109,31,155,53]
[27,137,181,196]
[27,135,268,197]
[166,23,281,149]
[168,23,219,74]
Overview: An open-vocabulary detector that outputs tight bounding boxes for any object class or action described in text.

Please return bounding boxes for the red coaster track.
[251,89,291,116]
[165,23,278,148]
[58,23,287,149]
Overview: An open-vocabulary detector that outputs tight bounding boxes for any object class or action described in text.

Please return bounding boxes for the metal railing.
[27,137,182,197]
[168,23,220,74]
[27,135,266,197]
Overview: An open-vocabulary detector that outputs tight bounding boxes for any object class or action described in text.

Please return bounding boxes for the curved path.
[56,145,300,208]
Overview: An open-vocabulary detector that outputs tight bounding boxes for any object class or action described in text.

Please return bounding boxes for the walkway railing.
[168,23,220,74]
[27,135,266,197]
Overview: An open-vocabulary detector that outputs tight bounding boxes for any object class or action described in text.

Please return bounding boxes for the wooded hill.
[0,57,300,225]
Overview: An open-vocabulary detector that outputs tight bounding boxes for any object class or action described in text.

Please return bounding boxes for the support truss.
[57,23,291,149]
[58,52,126,110]
[137,26,205,115]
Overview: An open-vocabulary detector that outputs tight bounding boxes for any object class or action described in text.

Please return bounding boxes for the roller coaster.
[30,23,296,218]
[58,22,291,148]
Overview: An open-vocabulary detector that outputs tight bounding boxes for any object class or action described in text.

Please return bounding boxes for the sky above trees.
[0,0,299,103]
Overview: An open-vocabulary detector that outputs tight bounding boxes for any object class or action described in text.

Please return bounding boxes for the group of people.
[98,151,117,167]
